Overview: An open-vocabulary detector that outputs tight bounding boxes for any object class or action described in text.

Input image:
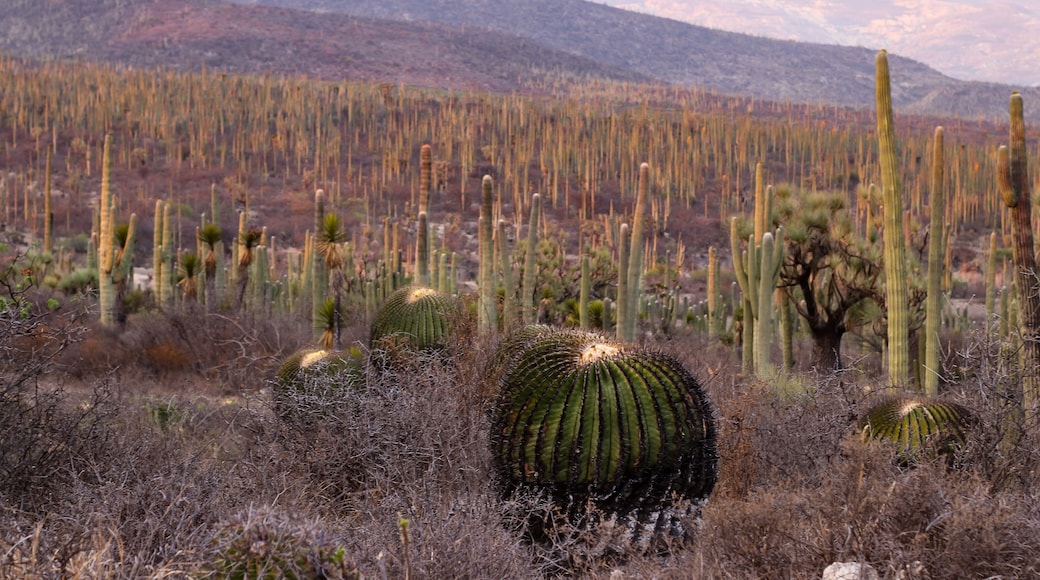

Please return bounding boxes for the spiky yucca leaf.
[369,285,458,355]
[861,396,973,460]
[491,329,717,516]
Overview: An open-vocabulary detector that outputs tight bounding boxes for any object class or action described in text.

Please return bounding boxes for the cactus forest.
[4,47,1040,578]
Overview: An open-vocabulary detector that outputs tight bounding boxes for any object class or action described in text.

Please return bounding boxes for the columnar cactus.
[97,134,137,327]
[616,223,630,341]
[521,193,541,324]
[499,219,516,330]
[312,190,328,342]
[417,144,432,287]
[706,246,719,339]
[731,217,784,378]
[579,253,591,329]
[478,175,497,334]
[623,163,650,342]
[491,328,717,518]
[924,126,945,395]
[370,285,458,359]
[996,92,1040,421]
[861,396,973,462]
[985,231,998,334]
[876,49,911,389]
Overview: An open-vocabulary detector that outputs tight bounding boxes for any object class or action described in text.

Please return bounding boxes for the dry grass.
[3,294,1040,579]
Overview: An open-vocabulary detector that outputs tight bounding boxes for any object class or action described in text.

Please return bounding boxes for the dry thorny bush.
[3,289,1040,578]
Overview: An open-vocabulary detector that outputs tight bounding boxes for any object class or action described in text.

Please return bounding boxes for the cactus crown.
[491,328,717,517]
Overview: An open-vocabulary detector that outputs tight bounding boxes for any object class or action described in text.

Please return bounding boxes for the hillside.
[1,0,1037,121]
[0,0,650,93]
[230,0,1040,120]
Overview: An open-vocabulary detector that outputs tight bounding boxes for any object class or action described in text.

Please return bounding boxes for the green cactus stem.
[996,92,1040,422]
[521,193,541,324]
[478,175,497,334]
[876,49,911,389]
[579,253,591,330]
[616,223,630,342]
[924,126,945,395]
[499,219,516,330]
[491,328,717,518]
[624,163,650,342]
[985,231,998,334]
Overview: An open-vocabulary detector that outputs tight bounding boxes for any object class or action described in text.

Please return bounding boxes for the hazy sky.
[595,0,1040,86]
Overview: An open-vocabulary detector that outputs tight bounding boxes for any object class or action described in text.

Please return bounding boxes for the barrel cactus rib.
[369,286,458,361]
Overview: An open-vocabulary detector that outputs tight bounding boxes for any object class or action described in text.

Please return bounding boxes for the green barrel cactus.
[860,396,973,462]
[369,285,459,358]
[491,328,717,518]
[274,346,364,421]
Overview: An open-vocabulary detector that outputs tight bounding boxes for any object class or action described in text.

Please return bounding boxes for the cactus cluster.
[490,327,717,518]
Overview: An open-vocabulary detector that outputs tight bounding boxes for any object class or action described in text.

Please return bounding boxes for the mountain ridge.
[1,0,1037,121]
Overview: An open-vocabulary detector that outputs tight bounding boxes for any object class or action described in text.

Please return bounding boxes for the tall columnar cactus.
[499,219,516,330]
[924,126,945,396]
[985,231,998,333]
[161,201,174,307]
[490,328,717,519]
[312,190,328,342]
[731,217,784,377]
[97,135,137,327]
[417,145,432,287]
[478,175,497,334]
[579,253,591,329]
[616,223,630,341]
[706,246,719,339]
[521,193,541,324]
[43,150,52,255]
[876,49,911,389]
[861,396,973,463]
[755,232,780,377]
[370,285,458,360]
[996,92,1040,422]
[153,199,165,304]
[624,162,650,343]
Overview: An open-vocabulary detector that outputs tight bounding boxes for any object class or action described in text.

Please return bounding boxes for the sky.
[595,0,1040,87]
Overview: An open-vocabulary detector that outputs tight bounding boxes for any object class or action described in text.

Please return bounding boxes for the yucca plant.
[491,328,717,523]
[177,252,201,302]
[860,396,974,463]
[369,285,459,362]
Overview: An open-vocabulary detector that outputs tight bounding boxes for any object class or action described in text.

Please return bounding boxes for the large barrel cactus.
[491,328,718,518]
[860,396,974,462]
[369,285,459,357]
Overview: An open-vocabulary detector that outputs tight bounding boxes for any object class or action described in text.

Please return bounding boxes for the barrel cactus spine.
[876,49,911,389]
[491,328,718,523]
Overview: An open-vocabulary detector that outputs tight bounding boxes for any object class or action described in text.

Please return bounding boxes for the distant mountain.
[0,0,650,92]
[0,0,1036,121]
[228,0,1040,121]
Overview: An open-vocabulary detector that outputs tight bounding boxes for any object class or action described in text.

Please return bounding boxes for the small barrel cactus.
[491,328,718,518]
[369,285,458,357]
[274,347,364,421]
[860,396,973,462]
[205,506,361,579]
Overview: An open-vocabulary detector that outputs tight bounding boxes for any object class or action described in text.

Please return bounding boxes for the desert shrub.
[0,251,117,512]
[201,505,360,579]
